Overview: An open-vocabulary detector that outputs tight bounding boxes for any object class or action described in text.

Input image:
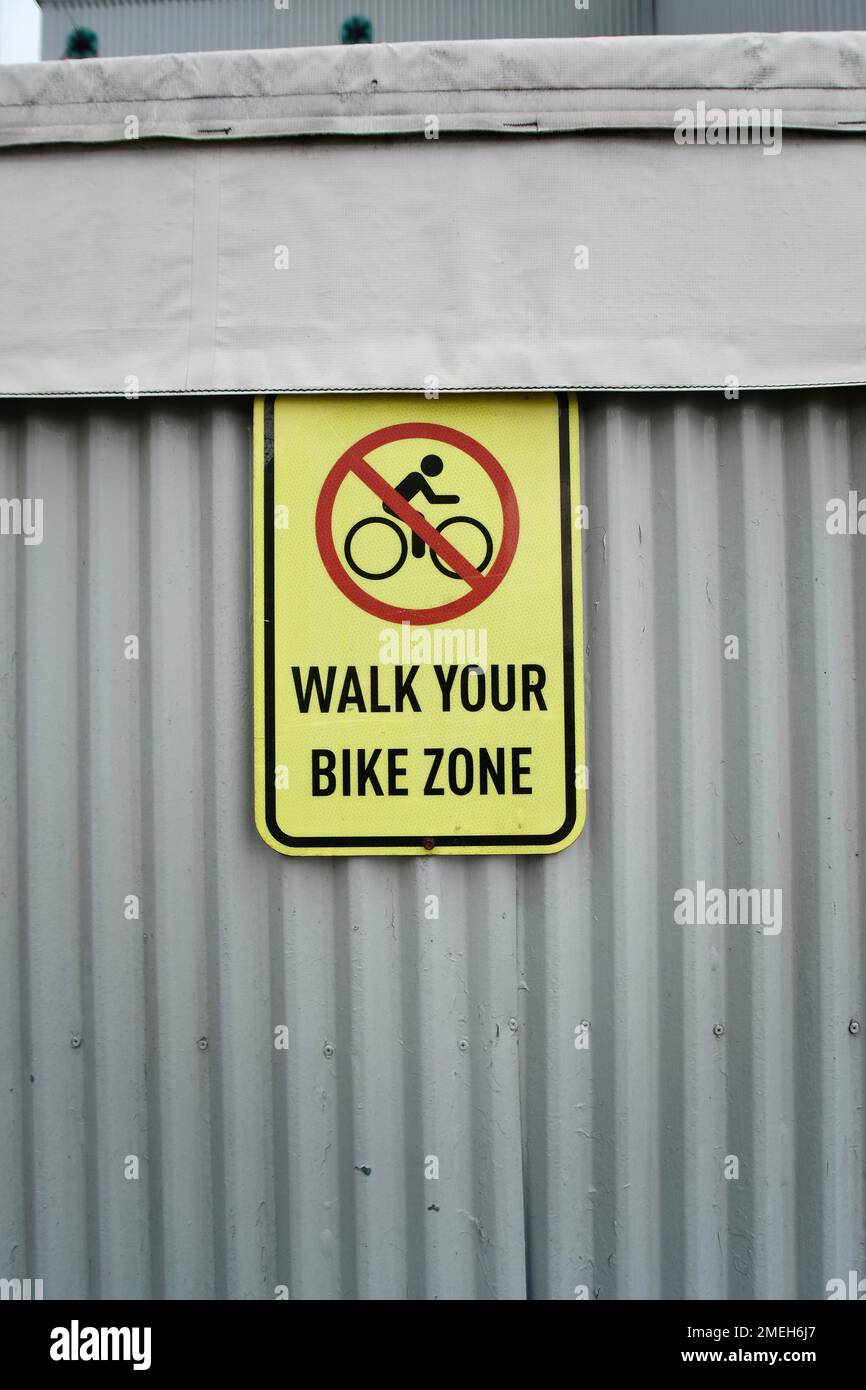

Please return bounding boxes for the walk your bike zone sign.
[253,394,585,855]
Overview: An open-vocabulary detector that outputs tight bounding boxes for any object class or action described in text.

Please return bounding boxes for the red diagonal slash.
[346,447,486,589]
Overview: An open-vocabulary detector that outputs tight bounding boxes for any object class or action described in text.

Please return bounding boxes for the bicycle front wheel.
[430,516,494,579]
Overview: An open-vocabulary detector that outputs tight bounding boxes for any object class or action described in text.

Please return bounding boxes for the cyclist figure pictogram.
[344,453,494,581]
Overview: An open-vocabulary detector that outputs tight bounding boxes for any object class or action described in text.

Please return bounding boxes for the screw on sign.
[315,422,519,624]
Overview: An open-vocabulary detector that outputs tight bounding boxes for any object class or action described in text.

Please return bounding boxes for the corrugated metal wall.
[1,390,863,1300]
[663,0,866,32]
[39,0,866,60]
[38,0,649,59]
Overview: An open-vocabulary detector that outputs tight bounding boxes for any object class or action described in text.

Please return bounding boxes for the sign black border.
[262,393,578,850]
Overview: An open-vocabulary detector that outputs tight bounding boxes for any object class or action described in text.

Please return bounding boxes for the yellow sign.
[253,394,585,855]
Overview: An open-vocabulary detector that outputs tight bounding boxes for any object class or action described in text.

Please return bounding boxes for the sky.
[0,0,41,63]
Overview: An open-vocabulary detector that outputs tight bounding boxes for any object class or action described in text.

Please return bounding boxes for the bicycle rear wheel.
[344,517,407,580]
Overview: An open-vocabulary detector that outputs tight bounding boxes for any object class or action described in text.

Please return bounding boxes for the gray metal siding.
[40,0,866,61]
[1,390,864,1300]
[38,1,649,60]
[659,0,866,32]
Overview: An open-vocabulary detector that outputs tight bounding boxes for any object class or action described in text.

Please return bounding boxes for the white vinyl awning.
[0,32,864,395]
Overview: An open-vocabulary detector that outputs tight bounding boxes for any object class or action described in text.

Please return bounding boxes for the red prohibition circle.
[315,422,520,625]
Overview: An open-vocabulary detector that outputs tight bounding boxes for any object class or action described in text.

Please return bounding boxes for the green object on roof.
[341,15,374,45]
[65,28,99,60]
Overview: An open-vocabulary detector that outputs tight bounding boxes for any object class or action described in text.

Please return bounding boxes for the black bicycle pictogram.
[343,453,494,581]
